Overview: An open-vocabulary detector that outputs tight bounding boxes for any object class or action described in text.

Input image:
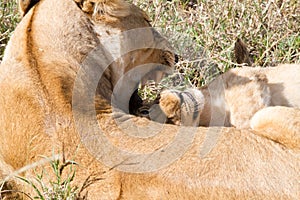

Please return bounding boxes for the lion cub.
[159,71,270,128]
[159,64,300,128]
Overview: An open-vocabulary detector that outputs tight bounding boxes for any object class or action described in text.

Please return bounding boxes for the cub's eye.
[140,109,150,116]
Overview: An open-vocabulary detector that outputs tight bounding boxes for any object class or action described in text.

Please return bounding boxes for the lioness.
[0,0,299,199]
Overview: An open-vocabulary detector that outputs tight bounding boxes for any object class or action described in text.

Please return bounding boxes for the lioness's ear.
[75,0,131,17]
[18,0,39,17]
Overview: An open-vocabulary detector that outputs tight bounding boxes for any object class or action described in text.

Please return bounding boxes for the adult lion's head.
[15,0,175,115]
[0,0,299,199]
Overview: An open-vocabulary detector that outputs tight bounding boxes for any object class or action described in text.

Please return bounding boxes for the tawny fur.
[251,106,300,151]
[206,64,300,128]
[0,0,299,199]
[159,64,300,129]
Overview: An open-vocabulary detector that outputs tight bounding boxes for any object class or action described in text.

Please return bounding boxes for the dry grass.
[1,0,299,77]
[0,0,20,62]
[134,0,300,65]
[132,0,299,87]
[130,0,300,99]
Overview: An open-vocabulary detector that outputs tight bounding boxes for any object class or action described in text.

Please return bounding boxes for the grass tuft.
[16,156,80,200]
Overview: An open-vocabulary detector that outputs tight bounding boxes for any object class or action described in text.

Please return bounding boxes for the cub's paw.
[159,90,181,125]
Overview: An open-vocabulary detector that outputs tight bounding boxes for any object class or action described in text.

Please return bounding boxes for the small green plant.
[17,156,79,200]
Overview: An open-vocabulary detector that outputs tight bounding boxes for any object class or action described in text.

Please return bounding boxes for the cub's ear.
[234,38,253,66]
[18,0,39,17]
[251,106,300,151]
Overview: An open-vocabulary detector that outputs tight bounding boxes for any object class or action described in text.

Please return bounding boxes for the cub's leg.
[251,106,300,151]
